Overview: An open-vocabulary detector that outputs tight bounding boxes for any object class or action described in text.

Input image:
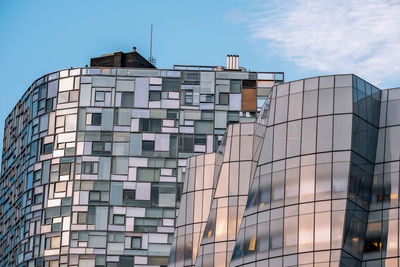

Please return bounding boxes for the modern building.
[0,49,284,267]
[169,74,400,267]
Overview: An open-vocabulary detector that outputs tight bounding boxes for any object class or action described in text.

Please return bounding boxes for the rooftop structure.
[90,47,156,68]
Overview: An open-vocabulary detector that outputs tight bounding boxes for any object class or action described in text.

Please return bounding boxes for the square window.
[194,135,207,145]
[111,157,128,175]
[167,110,179,119]
[89,191,101,201]
[194,121,213,134]
[162,78,180,91]
[60,163,70,175]
[114,108,131,126]
[230,80,242,93]
[123,189,136,200]
[34,193,43,204]
[77,212,87,224]
[91,113,102,125]
[50,236,60,249]
[113,215,125,225]
[219,93,229,105]
[201,111,214,120]
[95,91,105,101]
[182,71,200,84]
[55,182,67,192]
[180,135,194,152]
[149,91,161,101]
[131,237,141,249]
[42,143,53,154]
[121,92,134,107]
[92,142,103,152]
[227,111,239,122]
[92,141,111,155]
[82,162,97,174]
[142,140,155,151]
[243,79,257,88]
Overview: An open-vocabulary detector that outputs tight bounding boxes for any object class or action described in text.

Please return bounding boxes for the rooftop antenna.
[148,24,156,66]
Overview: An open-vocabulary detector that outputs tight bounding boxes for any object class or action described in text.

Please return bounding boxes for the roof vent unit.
[226,55,239,70]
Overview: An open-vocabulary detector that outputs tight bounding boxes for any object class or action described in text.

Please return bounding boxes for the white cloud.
[224,8,247,24]
[250,0,400,87]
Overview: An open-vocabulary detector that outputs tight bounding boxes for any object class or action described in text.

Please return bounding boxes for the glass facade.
[0,65,283,267]
[171,74,400,266]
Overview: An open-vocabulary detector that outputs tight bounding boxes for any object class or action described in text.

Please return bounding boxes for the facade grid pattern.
[0,65,282,267]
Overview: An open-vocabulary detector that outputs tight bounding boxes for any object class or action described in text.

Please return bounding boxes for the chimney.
[226,55,239,70]
[132,46,137,53]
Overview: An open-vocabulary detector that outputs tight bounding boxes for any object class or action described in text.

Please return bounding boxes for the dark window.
[182,71,200,84]
[38,85,47,99]
[139,119,161,132]
[230,80,242,93]
[42,143,53,154]
[185,91,193,105]
[131,237,142,249]
[142,141,155,151]
[167,110,179,119]
[121,92,134,107]
[151,183,159,207]
[91,113,102,125]
[45,99,53,112]
[88,207,95,224]
[162,78,180,91]
[194,135,207,145]
[149,91,161,101]
[219,93,229,105]
[123,190,136,200]
[242,79,257,88]
[180,135,194,152]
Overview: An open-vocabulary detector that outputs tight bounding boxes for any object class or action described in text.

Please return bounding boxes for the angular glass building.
[170,74,400,267]
[0,50,283,267]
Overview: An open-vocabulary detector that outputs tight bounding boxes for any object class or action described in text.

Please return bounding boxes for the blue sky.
[1,0,400,144]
